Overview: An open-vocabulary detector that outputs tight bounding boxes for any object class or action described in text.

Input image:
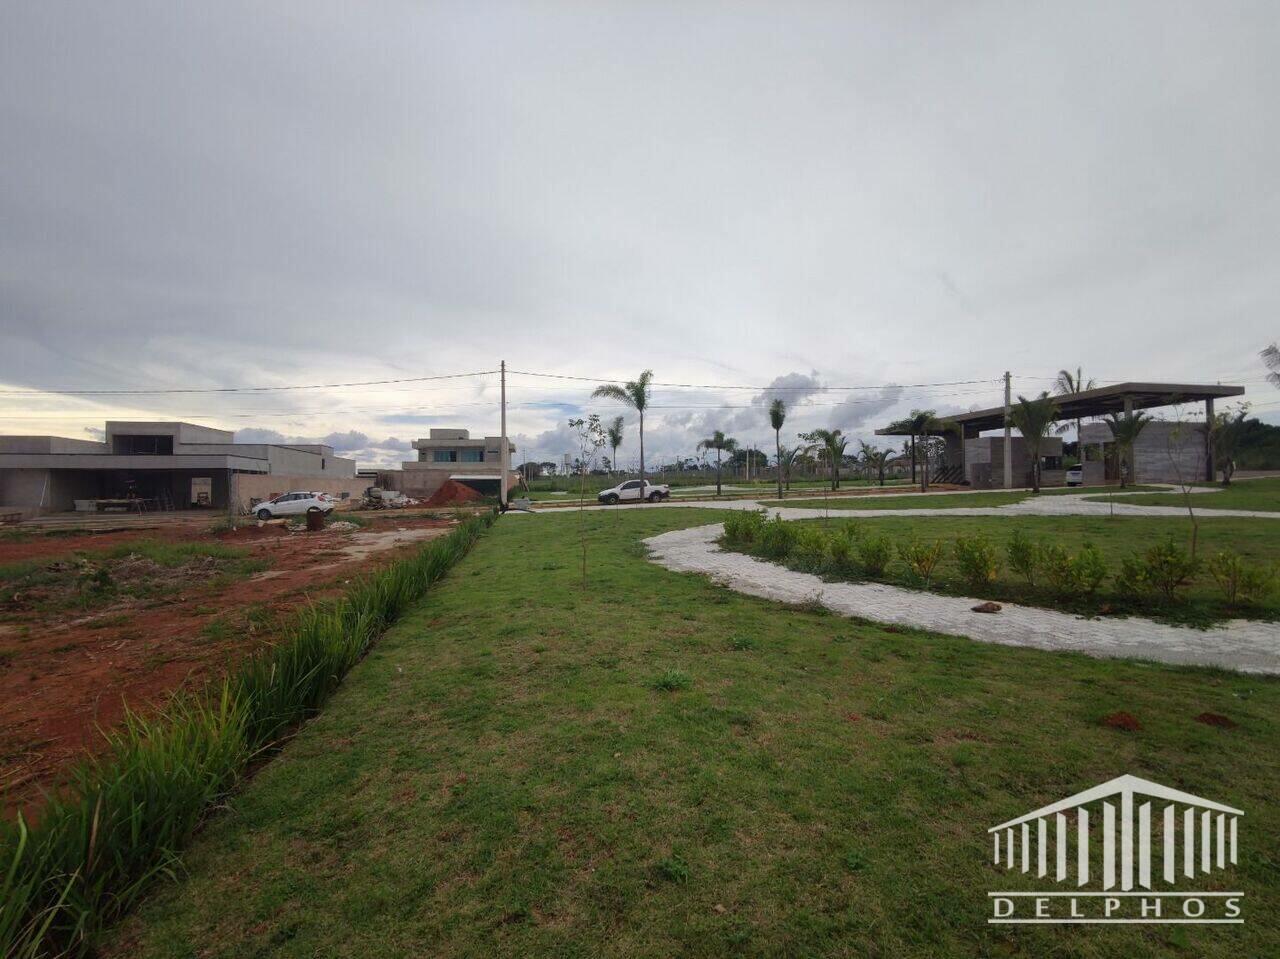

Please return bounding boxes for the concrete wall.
[1079,420,1207,485]
[0,436,107,454]
[964,436,1063,489]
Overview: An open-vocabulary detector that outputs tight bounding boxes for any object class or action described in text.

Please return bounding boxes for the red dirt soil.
[0,514,454,817]
[1194,712,1238,730]
[424,479,486,507]
[1100,711,1142,732]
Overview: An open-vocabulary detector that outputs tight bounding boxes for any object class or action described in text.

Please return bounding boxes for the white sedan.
[254,491,335,520]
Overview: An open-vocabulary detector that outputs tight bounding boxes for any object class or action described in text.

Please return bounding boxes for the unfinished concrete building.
[392,429,518,500]
[0,421,365,517]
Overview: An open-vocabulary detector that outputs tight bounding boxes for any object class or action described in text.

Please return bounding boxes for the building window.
[432,450,458,462]
[112,435,173,455]
[461,449,484,462]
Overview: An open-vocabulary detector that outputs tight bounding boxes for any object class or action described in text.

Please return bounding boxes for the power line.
[507,369,1001,391]
[0,370,498,396]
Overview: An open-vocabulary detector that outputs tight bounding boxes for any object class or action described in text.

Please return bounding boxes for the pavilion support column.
[1205,397,1215,482]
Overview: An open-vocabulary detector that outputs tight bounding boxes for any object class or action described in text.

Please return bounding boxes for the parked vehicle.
[1065,466,1083,487]
[254,491,335,520]
[596,479,671,504]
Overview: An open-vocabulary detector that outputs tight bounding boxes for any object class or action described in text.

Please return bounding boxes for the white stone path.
[643,523,1280,675]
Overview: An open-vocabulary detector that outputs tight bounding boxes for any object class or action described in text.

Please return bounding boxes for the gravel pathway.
[644,523,1280,675]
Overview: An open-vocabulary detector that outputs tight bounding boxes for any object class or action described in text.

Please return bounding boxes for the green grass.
[1085,477,1280,512]
[727,513,1278,626]
[108,509,1280,958]
[760,486,1169,511]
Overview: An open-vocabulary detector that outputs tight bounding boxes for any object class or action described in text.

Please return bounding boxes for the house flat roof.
[876,382,1244,435]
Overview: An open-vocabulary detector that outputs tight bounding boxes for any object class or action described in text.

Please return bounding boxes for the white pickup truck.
[596,479,671,505]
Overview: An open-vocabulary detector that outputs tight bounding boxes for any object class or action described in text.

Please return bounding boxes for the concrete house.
[396,429,517,499]
[0,421,365,516]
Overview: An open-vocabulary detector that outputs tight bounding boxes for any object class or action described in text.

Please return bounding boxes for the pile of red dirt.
[1101,711,1142,732]
[424,479,486,507]
[1194,712,1238,730]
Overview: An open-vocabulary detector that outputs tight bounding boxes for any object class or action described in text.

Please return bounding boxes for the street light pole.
[500,360,509,509]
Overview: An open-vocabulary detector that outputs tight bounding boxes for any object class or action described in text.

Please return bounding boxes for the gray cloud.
[2,2,1277,458]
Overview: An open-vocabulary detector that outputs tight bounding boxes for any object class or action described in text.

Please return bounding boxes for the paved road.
[644,524,1280,675]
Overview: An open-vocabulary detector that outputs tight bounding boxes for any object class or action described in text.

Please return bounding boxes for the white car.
[254,491,335,520]
[1066,466,1083,487]
[597,479,671,505]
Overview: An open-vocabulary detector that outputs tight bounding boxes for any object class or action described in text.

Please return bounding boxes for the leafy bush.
[722,509,766,547]
[1207,551,1277,605]
[1117,540,1200,603]
[857,534,893,577]
[953,534,1000,591]
[1041,542,1109,598]
[1073,543,1108,596]
[1006,529,1041,587]
[0,512,496,959]
[898,538,946,587]
[791,526,830,570]
[758,516,797,559]
[826,524,861,570]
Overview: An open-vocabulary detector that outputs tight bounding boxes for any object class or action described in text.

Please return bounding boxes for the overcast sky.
[2,2,1277,469]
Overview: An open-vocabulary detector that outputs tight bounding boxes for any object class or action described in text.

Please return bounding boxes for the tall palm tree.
[697,430,738,496]
[592,370,653,487]
[1054,366,1097,457]
[859,441,890,487]
[768,399,787,498]
[1102,410,1151,488]
[800,428,848,491]
[605,416,624,476]
[1008,393,1059,493]
[1263,343,1280,389]
[905,409,944,492]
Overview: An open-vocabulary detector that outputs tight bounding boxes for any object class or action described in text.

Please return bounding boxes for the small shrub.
[729,635,756,651]
[953,534,999,591]
[1007,529,1041,587]
[791,526,829,570]
[1073,543,1108,596]
[722,509,766,547]
[826,525,861,570]
[652,669,692,691]
[758,516,797,559]
[1040,543,1108,599]
[1207,551,1277,605]
[857,534,893,577]
[1117,540,1199,603]
[898,538,945,587]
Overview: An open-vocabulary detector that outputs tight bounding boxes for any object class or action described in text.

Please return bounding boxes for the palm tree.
[1263,343,1280,389]
[698,430,738,496]
[777,444,801,491]
[800,428,848,491]
[605,416,624,476]
[859,441,890,487]
[905,409,944,492]
[1103,410,1151,488]
[1054,366,1096,458]
[768,399,787,498]
[1007,393,1059,493]
[592,370,653,487]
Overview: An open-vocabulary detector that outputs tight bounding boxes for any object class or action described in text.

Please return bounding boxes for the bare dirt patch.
[0,514,454,815]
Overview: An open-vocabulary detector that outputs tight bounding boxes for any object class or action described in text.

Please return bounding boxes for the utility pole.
[499,360,509,510]
[1003,370,1013,490]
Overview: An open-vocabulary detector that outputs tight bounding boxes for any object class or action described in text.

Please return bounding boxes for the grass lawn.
[757,486,1168,511]
[1085,477,1280,512]
[724,514,1279,626]
[110,509,1280,958]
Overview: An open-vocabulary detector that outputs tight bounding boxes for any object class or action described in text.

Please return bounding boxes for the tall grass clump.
[0,511,495,958]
